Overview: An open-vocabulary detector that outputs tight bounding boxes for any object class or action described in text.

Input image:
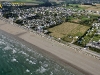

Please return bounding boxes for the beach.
[0,19,100,75]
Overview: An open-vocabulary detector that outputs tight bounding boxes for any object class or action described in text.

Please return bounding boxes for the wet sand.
[0,20,100,75]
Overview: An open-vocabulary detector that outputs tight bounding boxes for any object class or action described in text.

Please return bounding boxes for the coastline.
[0,29,88,75]
[0,19,100,75]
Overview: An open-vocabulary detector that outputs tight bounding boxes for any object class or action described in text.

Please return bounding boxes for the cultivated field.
[48,22,90,42]
[79,4,100,11]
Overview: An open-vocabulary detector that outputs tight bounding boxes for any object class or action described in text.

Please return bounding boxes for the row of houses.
[86,23,100,49]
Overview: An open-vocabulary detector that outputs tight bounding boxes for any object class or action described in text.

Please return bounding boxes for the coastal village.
[0,1,100,75]
[0,1,100,53]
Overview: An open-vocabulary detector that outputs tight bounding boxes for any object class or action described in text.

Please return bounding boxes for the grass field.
[48,22,90,42]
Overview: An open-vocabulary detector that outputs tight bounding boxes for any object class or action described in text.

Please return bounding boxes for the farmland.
[79,4,100,11]
[48,22,90,42]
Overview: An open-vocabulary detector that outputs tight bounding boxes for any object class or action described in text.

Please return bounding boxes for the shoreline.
[0,29,89,75]
[0,19,100,75]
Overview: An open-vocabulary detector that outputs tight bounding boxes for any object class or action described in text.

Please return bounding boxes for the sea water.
[0,33,75,75]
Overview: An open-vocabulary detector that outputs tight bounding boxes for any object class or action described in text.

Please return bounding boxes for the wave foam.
[36,66,47,73]
[26,69,30,72]
[4,45,12,50]
[11,58,17,62]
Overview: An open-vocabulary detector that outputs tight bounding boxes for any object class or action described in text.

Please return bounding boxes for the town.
[0,1,100,53]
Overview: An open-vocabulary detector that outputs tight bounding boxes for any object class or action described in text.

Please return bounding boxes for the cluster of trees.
[89,46,100,53]
[66,14,99,26]
[3,12,18,19]
[39,1,52,6]
[79,15,98,26]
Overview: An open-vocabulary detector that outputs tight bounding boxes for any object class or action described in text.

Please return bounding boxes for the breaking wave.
[0,33,75,75]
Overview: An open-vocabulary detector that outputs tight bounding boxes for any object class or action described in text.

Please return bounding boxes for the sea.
[0,32,76,75]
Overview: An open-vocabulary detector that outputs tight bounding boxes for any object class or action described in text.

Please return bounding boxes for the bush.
[61,35,73,42]
[89,47,100,53]
[79,18,91,26]
[15,19,24,25]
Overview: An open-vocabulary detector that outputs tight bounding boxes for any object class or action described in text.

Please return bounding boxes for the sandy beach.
[0,19,100,75]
